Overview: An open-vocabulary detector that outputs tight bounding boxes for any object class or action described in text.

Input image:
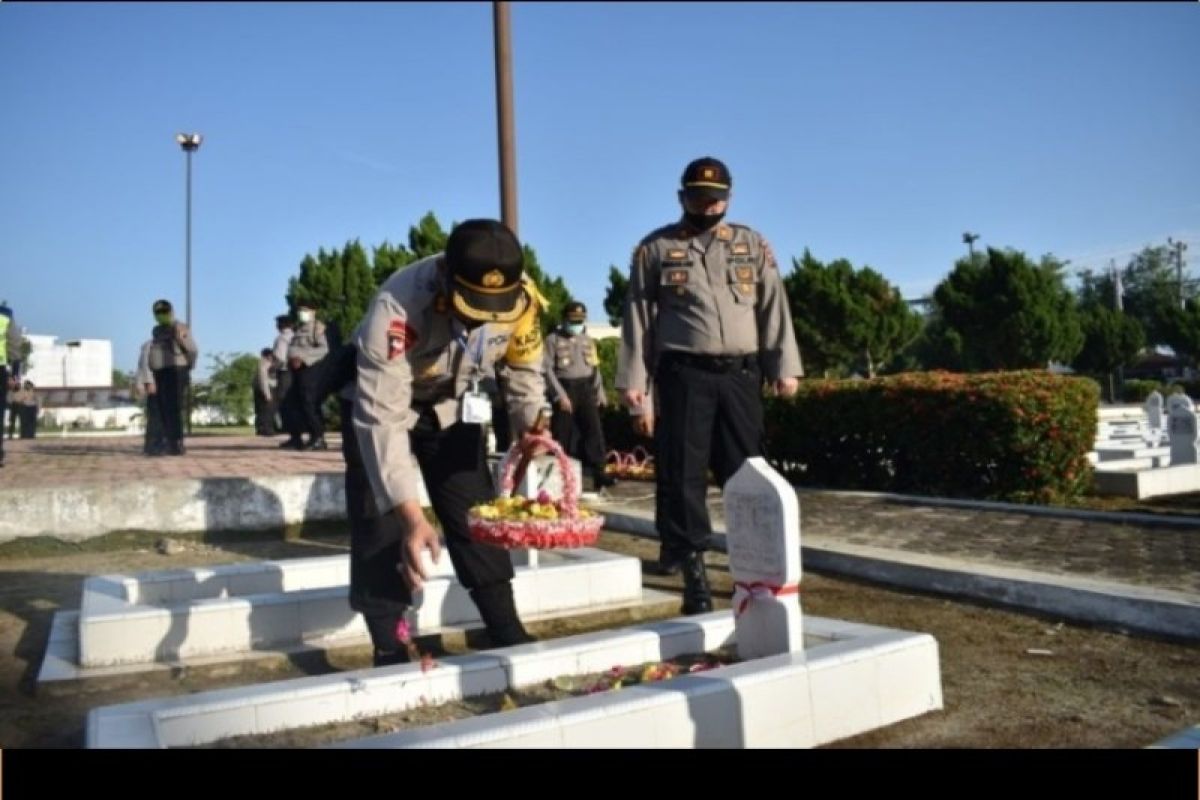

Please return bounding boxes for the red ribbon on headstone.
[732,581,801,618]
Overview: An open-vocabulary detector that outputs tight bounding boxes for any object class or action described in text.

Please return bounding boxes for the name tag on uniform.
[460,389,492,425]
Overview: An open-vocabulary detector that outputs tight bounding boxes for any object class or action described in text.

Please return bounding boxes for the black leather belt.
[660,352,758,373]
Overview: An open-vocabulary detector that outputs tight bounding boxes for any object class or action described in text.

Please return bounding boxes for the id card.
[460,390,492,425]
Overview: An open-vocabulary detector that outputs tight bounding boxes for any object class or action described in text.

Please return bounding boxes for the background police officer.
[616,156,803,614]
[271,314,296,441]
[0,302,22,466]
[544,301,614,491]
[285,301,329,450]
[346,218,550,666]
[147,299,198,457]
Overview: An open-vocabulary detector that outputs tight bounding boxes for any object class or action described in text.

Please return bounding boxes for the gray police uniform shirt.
[544,329,604,404]
[352,254,547,513]
[253,358,275,397]
[135,340,154,387]
[615,220,803,400]
[271,329,293,374]
[148,322,198,371]
[288,321,328,367]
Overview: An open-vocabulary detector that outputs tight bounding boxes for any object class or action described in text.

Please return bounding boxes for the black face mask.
[683,210,726,231]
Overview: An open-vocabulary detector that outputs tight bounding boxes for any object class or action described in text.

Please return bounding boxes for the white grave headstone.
[1145,391,1164,430]
[723,457,803,660]
[1167,396,1199,465]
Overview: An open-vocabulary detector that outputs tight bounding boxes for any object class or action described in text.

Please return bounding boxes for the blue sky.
[2,2,1197,377]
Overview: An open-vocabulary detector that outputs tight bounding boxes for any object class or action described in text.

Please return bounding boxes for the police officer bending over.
[544,301,614,491]
[346,219,549,666]
[616,156,803,615]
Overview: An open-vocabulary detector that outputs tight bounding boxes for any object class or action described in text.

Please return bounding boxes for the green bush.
[1121,379,1162,403]
[765,370,1096,503]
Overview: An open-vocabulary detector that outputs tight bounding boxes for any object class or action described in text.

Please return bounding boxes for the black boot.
[681,551,713,615]
[304,437,329,451]
[365,614,412,667]
[653,551,683,577]
[372,648,411,668]
[279,437,303,450]
[470,582,536,647]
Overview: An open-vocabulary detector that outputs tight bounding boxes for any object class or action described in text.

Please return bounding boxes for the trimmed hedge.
[603,370,1098,503]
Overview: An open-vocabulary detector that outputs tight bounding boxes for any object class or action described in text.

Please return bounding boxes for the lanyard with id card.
[457,325,492,425]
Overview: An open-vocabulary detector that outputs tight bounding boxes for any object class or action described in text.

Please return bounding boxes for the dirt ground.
[0,526,1196,749]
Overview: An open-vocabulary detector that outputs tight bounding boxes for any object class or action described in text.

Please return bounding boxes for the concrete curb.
[598,509,1200,642]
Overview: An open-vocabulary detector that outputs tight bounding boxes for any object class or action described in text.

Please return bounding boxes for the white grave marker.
[1145,391,1164,431]
[1167,395,1199,465]
[723,457,803,660]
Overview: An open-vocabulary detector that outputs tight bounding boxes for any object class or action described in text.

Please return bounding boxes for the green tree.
[1119,244,1192,347]
[932,248,1084,371]
[783,249,923,378]
[603,265,628,326]
[285,241,375,343]
[197,352,258,424]
[111,369,132,391]
[1073,305,1145,400]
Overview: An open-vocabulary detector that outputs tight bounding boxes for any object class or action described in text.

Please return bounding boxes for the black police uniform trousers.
[341,399,514,653]
[273,369,294,435]
[550,376,607,482]
[287,363,325,442]
[654,353,764,561]
[0,366,8,460]
[253,390,274,436]
[151,366,189,448]
[143,391,165,454]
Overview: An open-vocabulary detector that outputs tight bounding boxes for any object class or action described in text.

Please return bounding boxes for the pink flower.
[537,489,552,505]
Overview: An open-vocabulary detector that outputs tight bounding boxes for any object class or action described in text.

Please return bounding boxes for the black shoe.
[166,440,186,456]
[304,437,329,451]
[372,648,412,668]
[651,553,682,577]
[279,437,303,450]
[680,551,713,615]
[470,582,536,648]
[592,473,617,490]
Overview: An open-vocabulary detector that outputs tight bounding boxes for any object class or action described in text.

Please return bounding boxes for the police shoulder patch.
[387,318,419,359]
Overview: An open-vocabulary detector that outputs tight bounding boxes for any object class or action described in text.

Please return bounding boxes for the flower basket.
[468,433,604,549]
[604,446,656,481]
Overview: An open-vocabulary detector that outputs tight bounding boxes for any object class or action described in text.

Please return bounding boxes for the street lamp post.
[493,1,518,235]
[176,132,202,437]
[962,231,980,258]
[175,133,203,327]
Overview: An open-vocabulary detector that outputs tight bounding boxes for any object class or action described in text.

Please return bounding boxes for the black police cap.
[445,219,528,324]
[681,156,732,200]
[153,299,173,313]
[563,301,587,322]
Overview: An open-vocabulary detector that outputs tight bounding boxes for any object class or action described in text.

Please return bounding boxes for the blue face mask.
[565,322,584,336]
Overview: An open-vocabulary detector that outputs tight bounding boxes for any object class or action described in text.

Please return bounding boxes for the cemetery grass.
[0,528,1195,748]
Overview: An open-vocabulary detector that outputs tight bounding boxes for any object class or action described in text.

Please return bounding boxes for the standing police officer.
[347,218,549,666]
[271,314,296,441]
[285,301,329,450]
[544,301,614,491]
[0,302,22,467]
[616,156,803,614]
[148,300,198,457]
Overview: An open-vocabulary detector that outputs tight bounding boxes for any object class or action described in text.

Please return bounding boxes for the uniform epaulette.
[640,222,684,246]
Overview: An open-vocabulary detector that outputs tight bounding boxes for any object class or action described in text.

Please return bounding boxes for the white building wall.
[23,335,113,388]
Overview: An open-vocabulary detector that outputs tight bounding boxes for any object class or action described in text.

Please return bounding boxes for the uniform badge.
[666,249,688,260]
[716,226,733,241]
[735,266,754,282]
[739,282,754,295]
[387,319,419,359]
[665,269,689,285]
[731,243,750,256]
